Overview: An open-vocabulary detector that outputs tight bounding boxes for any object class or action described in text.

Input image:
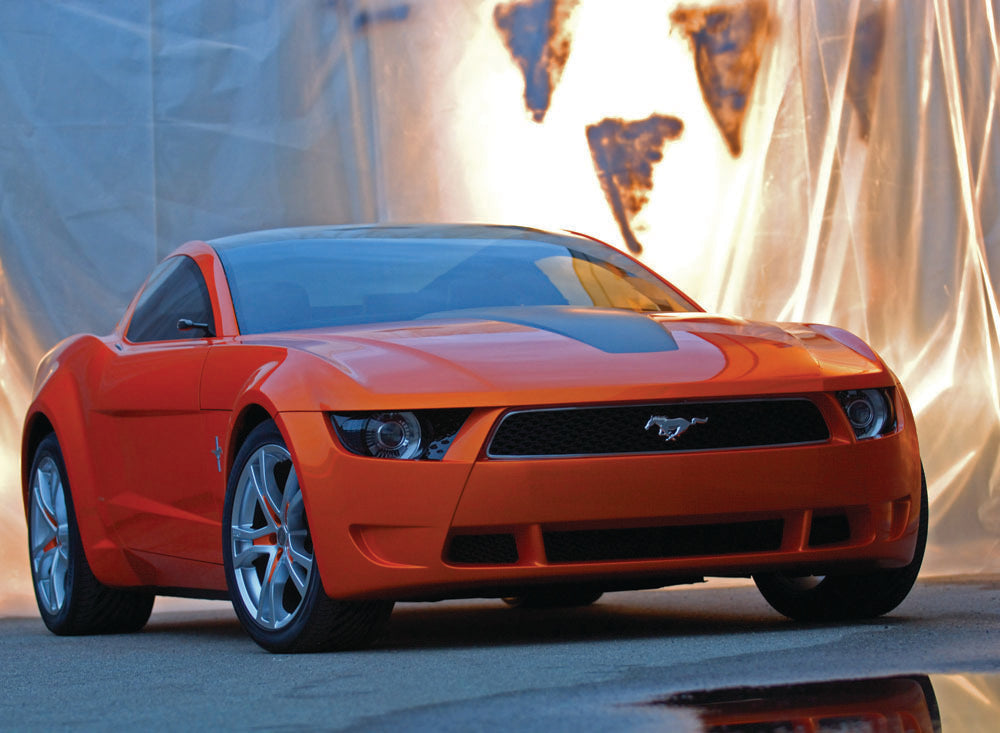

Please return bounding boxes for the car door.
[89,255,222,564]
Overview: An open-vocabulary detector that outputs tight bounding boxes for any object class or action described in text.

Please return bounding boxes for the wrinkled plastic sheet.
[1,0,998,611]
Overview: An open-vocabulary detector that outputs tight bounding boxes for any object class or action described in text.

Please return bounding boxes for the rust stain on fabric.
[353,4,411,32]
[586,115,684,254]
[847,5,886,141]
[671,0,772,156]
[494,0,579,123]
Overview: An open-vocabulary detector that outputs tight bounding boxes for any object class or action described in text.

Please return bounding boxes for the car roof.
[207,224,594,250]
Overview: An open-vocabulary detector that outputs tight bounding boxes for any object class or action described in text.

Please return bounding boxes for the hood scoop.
[419,306,678,354]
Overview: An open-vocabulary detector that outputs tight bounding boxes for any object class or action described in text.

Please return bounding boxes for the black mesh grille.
[488,399,829,457]
[447,534,519,565]
[543,519,784,563]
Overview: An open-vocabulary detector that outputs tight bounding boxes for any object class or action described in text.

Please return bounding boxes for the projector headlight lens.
[837,389,894,440]
[330,408,471,460]
[363,412,423,459]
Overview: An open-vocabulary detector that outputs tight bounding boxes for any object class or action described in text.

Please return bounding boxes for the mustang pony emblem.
[645,415,708,442]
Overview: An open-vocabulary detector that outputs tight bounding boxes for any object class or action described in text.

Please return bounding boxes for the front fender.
[201,343,371,471]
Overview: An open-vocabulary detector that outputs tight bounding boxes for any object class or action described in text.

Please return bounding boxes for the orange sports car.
[22,225,925,652]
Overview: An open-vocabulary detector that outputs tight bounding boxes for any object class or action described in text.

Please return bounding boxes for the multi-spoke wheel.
[27,433,154,634]
[754,470,928,622]
[222,420,393,653]
[30,449,70,616]
[228,441,312,630]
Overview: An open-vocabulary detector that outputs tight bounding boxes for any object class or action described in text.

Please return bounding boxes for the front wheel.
[223,420,393,653]
[28,433,154,634]
[754,470,928,622]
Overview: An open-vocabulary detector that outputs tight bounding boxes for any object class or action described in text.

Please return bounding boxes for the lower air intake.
[543,519,784,563]
[447,533,519,565]
[808,514,851,547]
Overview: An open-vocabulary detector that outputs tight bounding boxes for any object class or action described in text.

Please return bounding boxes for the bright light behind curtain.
[0,0,998,612]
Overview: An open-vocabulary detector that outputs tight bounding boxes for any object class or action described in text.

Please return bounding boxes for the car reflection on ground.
[653,676,939,732]
[651,673,1000,732]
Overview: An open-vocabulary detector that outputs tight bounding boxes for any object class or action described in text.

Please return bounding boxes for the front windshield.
[216,234,696,335]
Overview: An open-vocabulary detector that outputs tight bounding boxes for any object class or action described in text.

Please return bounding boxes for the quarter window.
[126,256,215,343]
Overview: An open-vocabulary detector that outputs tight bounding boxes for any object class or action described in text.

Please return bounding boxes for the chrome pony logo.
[645,415,708,442]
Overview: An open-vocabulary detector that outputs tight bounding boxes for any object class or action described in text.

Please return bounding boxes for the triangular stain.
[846,6,886,141]
[494,0,579,123]
[586,115,684,254]
[671,1,771,157]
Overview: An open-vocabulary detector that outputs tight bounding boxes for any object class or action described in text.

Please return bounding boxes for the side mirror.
[177,318,215,337]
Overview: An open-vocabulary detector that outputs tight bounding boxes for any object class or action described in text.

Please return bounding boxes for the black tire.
[27,433,154,635]
[503,586,604,609]
[754,469,928,622]
[222,420,393,653]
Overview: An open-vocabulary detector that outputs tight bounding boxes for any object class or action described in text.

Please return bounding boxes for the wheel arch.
[227,403,274,476]
[21,410,56,517]
[21,389,96,521]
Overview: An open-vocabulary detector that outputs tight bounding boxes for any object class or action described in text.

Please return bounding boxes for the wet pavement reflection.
[651,673,1000,732]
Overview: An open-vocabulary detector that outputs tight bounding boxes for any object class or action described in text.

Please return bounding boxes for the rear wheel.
[754,470,928,621]
[28,433,154,634]
[223,420,393,652]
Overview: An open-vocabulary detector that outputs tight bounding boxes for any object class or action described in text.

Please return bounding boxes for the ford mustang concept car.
[22,225,925,652]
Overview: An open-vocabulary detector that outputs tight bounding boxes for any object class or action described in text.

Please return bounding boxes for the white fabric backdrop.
[1,0,998,612]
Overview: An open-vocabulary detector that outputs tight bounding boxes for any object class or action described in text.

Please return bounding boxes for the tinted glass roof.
[209,224,583,249]
[211,225,697,334]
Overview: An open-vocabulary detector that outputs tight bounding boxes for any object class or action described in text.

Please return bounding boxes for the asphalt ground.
[1,576,998,731]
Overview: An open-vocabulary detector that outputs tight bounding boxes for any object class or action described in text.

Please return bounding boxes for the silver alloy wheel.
[229,444,313,630]
[29,456,70,615]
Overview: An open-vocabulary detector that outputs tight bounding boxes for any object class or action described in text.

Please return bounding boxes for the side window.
[126,256,215,343]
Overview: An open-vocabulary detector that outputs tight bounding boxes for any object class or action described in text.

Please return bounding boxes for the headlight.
[837,389,895,440]
[331,408,471,460]
[364,412,423,459]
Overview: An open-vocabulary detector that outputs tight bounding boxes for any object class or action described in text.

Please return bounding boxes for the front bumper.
[279,394,922,601]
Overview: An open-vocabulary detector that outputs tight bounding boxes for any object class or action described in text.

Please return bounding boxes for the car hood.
[244,306,890,407]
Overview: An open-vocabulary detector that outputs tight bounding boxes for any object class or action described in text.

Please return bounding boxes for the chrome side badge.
[645,415,708,442]
[212,436,223,472]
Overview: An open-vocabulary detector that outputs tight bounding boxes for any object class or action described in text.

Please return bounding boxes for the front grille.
[543,519,784,563]
[447,533,519,564]
[487,399,829,458]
